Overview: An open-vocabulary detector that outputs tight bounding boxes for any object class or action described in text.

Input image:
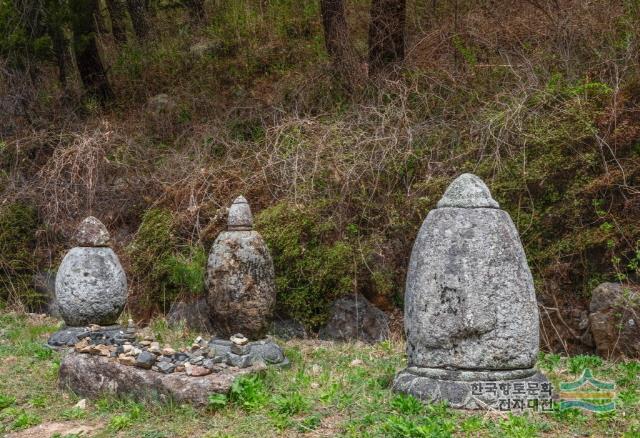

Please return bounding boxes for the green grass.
[0,312,638,437]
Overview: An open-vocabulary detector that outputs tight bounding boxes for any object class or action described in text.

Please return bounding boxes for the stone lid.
[436,173,500,209]
[227,196,253,231]
[74,216,111,246]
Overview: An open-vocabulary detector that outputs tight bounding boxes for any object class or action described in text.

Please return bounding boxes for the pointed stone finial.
[436,173,499,209]
[74,216,111,247]
[227,196,253,231]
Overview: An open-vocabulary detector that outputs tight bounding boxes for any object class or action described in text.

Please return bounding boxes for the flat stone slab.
[393,368,552,410]
[59,352,264,406]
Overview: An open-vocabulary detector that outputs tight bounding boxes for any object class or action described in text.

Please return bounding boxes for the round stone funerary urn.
[55,217,127,326]
[206,196,276,339]
[393,174,546,409]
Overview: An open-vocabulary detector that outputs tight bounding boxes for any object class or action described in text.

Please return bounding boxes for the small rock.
[203,359,215,370]
[161,347,175,356]
[174,352,189,362]
[189,355,204,364]
[350,358,363,367]
[311,382,320,389]
[96,345,112,357]
[73,399,87,410]
[135,351,156,369]
[74,338,91,353]
[122,344,133,354]
[189,366,211,377]
[230,333,248,346]
[157,362,176,374]
[149,342,161,354]
[140,340,152,347]
[175,365,185,372]
[231,343,249,355]
[118,354,136,366]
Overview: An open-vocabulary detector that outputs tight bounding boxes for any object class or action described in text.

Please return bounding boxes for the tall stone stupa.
[393,174,548,409]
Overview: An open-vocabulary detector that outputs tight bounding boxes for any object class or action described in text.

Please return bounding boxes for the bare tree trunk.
[94,0,110,35]
[319,0,363,88]
[127,0,149,40]
[368,0,406,75]
[49,25,69,88]
[71,0,115,102]
[106,0,128,45]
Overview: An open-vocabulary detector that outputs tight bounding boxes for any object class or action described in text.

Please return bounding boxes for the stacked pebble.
[71,324,288,375]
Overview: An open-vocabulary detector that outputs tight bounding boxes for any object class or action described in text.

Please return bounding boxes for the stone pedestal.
[59,353,263,407]
[393,368,550,410]
[394,174,547,409]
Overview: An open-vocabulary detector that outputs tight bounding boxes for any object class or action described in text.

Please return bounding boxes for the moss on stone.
[127,208,205,312]
[256,201,357,329]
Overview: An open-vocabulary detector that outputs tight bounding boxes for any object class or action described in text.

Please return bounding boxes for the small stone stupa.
[393,174,548,409]
[55,217,127,327]
[206,196,276,339]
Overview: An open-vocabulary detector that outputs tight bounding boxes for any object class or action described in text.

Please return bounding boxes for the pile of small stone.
[71,321,288,376]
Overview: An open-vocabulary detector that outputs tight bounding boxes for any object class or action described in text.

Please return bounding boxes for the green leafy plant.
[61,407,86,420]
[229,375,268,411]
[497,414,540,438]
[538,352,563,372]
[568,355,604,374]
[207,394,228,411]
[273,392,309,415]
[12,411,41,430]
[0,394,16,410]
[390,393,423,415]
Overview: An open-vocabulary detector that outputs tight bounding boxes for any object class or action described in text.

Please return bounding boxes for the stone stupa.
[206,196,276,339]
[48,216,128,347]
[206,196,288,367]
[393,174,549,409]
[56,216,128,327]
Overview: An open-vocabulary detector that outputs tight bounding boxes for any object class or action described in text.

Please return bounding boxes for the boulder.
[269,318,307,340]
[59,353,263,407]
[206,196,276,339]
[393,174,546,409]
[589,282,640,359]
[166,297,214,333]
[318,294,389,343]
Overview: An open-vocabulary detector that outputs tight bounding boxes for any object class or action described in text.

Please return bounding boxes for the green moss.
[0,203,40,306]
[256,201,356,329]
[127,209,205,311]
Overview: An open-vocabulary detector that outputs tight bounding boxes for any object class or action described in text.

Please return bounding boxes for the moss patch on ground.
[0,312,637,437]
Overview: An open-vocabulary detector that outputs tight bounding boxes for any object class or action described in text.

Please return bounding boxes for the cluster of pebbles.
[67,321,288,376]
